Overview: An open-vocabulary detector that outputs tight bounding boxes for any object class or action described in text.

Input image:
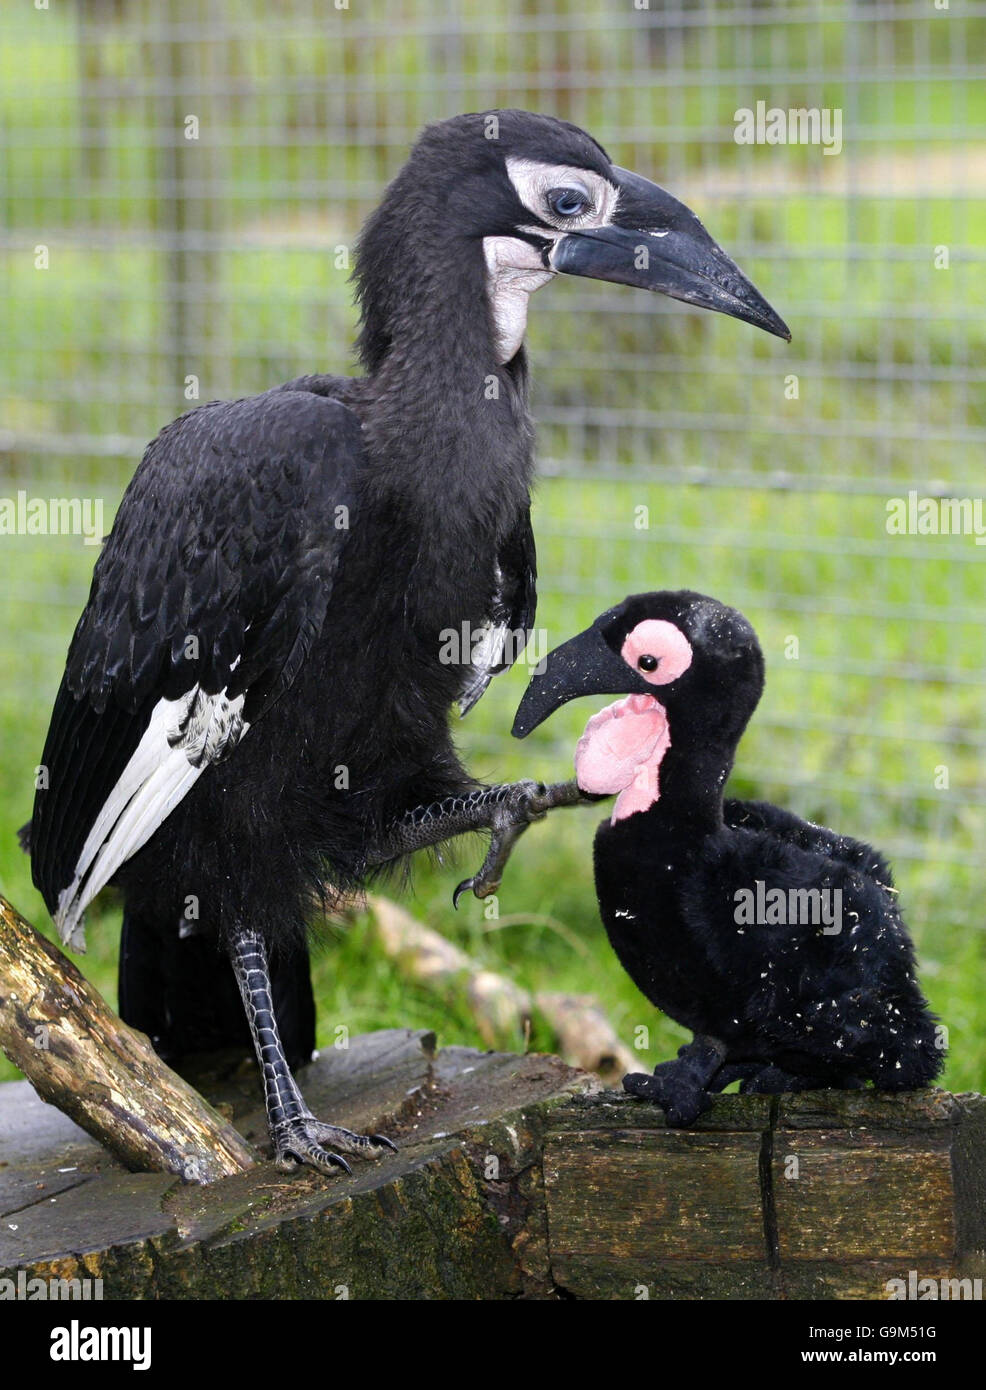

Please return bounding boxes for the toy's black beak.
[512,625,637,738]
[548,167,791,342]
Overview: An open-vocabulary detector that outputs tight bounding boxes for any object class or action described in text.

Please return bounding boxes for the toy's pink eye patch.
[620,619,693,686]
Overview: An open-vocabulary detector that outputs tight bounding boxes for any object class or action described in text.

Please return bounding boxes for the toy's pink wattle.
[574,694,670,822]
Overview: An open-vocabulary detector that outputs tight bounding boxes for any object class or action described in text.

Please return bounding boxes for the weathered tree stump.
[1,1028,983,1299]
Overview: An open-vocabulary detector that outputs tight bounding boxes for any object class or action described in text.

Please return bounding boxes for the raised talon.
[452,877,477,910]
[452,781,585,908]
[453,866,503,908]
[453,823,527,907]
[510,779,549,822]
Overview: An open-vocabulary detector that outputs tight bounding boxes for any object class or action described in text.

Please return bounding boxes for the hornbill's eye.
[546,186,591,219]
[637,654,659,673]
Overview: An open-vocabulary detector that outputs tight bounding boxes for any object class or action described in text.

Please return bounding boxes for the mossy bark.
[0,895,255,1182]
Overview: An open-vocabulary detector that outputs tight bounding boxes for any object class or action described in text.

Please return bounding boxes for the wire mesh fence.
[1,0,983,947]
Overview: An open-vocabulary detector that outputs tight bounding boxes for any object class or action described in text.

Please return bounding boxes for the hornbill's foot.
[623,1035,728,1127]
[452,819,530,906]
[272,1115,397,1176]
[453,779,586,907]
[230,926,398,1179]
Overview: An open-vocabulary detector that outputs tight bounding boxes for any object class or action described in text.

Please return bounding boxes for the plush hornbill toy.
[24,114,788,1176]
[513,591,944,1125]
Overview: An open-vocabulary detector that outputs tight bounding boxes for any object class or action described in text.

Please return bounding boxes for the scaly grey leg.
[229,925,396,1175]
[363,779,590,903]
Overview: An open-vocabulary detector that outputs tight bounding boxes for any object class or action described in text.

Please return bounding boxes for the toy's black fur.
[522,591,944,1124]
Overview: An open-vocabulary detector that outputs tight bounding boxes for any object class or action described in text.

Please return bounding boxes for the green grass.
[2,476,984,1089]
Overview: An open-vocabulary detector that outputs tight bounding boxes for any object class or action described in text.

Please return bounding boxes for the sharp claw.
[453,874,499,907]
[273,1117,396,1174]
[454,782,578,908]
[276,1145,352,1176]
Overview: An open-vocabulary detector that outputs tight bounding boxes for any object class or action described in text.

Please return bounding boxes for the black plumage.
[25,112,788,1174]
[512,591,944,1125]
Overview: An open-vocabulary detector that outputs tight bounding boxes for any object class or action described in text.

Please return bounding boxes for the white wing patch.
[55,685,249,951]
[459,561,530,717]
[458,619,511,716]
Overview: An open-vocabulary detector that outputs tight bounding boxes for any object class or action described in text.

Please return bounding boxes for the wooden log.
[0,895,255,1183]
[534,992,636,1084]
[543,1089,986,1299]
[368,894,532,1047]
[0,1029,592,1297]
[368,896,634,1078]
[1,1028,984,1300]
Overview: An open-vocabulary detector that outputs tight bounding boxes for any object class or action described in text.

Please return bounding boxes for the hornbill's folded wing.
[458,504,537,716]
[30,389,362,948]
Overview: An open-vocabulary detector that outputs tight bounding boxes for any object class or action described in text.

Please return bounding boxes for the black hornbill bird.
[513,592,943,1125]
[25,113,789,1175]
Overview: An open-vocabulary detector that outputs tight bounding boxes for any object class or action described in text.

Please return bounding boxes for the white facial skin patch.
[481,237,554,364]
[504,157,619,232]
[482,158,619,364]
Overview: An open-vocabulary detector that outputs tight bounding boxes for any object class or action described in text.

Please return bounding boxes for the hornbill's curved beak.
[512,623,640,738]
[547,167,791,342]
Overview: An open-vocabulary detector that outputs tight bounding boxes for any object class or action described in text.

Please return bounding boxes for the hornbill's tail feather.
[118,910,315,1071]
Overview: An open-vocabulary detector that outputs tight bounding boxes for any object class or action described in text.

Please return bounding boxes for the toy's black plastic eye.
[547,186,591,219]
[637,654,659,672]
